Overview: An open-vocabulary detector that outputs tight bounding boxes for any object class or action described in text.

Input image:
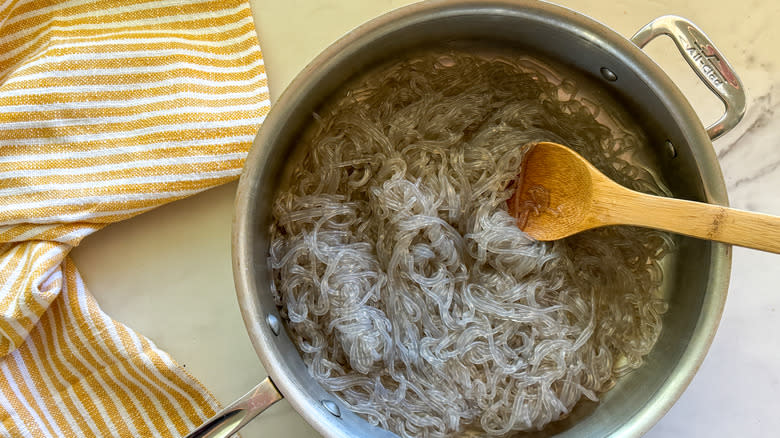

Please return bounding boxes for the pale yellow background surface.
[71,1,780,437]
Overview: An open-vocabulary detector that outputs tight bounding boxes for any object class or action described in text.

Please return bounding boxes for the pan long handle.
[631,15,746,140]
[186,377,283,438]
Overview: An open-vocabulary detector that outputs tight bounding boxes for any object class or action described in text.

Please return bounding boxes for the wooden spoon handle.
[595,190,780,254]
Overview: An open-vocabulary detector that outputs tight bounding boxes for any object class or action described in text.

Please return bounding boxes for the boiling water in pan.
[268,45,676,437]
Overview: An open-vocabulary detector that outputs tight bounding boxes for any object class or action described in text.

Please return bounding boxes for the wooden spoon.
[507,142,780,254]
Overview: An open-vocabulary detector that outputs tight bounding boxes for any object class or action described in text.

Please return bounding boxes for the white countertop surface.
[69,1,780,436]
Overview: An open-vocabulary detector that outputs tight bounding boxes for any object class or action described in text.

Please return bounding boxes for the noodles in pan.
[269,51,673,437]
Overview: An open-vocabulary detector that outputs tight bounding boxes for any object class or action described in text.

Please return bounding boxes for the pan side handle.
[631,15,746,140]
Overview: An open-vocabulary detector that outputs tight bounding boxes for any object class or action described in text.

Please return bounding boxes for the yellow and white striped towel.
[0,0,269,436]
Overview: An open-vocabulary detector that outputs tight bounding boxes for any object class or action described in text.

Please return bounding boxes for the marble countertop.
[69,0,780,437]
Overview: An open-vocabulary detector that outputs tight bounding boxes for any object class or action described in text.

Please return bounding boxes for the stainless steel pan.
[188,1,746,436]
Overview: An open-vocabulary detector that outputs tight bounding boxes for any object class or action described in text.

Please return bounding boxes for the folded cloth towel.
[0,0,270,436]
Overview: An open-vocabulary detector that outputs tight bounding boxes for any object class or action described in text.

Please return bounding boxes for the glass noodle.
[269,51,673,437]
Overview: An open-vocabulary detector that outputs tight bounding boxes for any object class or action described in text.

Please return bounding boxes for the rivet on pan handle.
[631,15,746,140]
